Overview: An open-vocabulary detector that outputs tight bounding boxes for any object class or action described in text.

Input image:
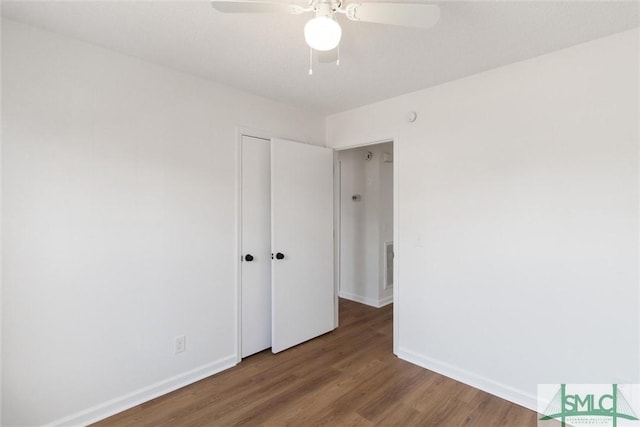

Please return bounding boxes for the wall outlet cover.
[175,336,186,354]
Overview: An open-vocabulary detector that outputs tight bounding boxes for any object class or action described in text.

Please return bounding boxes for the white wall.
[338,143,393,307]
[1,19,324,427]
[327,29,639,409]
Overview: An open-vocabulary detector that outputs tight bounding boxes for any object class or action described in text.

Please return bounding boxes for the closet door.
[271,138,335,353]
[240,135,272,357]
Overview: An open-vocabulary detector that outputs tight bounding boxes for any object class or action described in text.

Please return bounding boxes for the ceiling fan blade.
[211,1,305,14]
[318,48,339,64]
[345,3,440,28]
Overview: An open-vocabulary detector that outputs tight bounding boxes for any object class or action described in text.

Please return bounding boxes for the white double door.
[241,136,334,357]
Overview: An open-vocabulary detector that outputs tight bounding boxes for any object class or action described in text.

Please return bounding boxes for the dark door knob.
[244,254,254,262]
[275,252,285,260]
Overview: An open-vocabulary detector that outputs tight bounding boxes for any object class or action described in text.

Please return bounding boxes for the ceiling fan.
[210,0,440,70]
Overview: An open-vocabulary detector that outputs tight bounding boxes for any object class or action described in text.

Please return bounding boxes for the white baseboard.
[46,355,238,427]
[397,348,537,412]
[378,295,393,307]
[339,291,393,308]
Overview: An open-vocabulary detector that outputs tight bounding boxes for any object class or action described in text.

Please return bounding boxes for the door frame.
[235,127,274,363]
[333,137,399,354]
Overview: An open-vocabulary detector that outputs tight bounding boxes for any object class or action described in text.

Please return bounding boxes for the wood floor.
[94,299,539,426]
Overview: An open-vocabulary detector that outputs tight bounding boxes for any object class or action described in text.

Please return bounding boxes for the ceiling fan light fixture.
[304,15,342,51]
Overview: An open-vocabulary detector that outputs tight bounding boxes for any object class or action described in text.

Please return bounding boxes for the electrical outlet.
[175,335,186,354]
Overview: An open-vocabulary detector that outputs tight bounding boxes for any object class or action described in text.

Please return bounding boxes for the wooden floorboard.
[93,299,539,426]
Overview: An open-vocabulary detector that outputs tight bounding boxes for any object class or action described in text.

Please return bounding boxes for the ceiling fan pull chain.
[337,44,340,67]
[309,47,313,75]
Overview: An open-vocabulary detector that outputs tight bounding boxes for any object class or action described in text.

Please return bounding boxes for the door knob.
[275,252,285,260]
[244,254,254,262]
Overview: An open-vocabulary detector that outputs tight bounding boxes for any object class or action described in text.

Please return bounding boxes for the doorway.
[336,141,394,308]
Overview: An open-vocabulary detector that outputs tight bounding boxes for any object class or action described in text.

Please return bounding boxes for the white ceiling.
[1,1,638,114]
